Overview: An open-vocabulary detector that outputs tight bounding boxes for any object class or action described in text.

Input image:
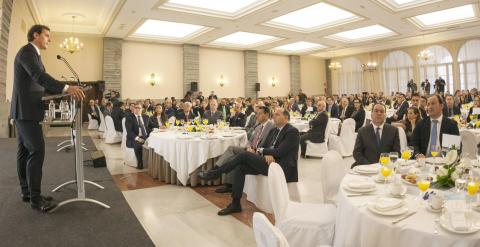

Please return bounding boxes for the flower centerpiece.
[433,147,471,189]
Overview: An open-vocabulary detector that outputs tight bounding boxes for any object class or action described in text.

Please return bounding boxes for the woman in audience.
[350,98,365,132]
[467,95,480,121]
[148,104,167,130]
[392,107,420,145]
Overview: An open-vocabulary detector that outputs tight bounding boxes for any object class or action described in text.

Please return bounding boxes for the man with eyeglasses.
[352,103,400,167]
[125,102,151,169]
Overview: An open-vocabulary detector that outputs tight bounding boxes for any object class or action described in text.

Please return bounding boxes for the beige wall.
[122,41,183,100]
[6,0,35,101]
[199,47,244,98]
[257,53,290,97]
[300,56,326,95]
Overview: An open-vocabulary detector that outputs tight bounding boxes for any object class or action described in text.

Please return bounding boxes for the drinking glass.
[431,145,440,163]
[389,152,399,165]
[416,175,431,204]
[467,177,479,211]
[379,153,390,166]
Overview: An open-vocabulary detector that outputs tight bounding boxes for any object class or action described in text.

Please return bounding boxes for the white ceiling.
[29,0,480,57]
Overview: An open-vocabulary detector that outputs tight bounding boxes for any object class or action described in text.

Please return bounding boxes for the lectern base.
[49,198,110,213]
[52,179,105,192]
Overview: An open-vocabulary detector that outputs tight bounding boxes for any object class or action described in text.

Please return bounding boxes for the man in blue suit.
[11,25,85,212]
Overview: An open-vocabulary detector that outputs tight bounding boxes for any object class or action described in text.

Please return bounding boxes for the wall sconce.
[146,73,159,86]
[218,74,225,87]
[270,76,278,87]
[361,62,377,72]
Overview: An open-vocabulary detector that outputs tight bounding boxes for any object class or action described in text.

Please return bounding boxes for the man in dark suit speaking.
[11,25,85,212]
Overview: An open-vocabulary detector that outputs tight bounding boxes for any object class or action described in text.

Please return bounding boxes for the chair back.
[268,163,290,222]
[460,130,477,159]
[340,118,356,153]
[397,127,407,151]
[253,212,290,247]
[319,150,345,203]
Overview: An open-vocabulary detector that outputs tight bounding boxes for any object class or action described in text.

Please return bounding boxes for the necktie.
[251,125,264,149]
[137,116,147,137]
[375,127,381,148]
[157,116,162,127]
[430,120,438,148]
[269,128,280,147]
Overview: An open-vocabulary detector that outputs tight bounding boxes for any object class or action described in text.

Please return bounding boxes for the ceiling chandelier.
[328,61,342,70]
[362,61,377,72]
[60,15,84,54]
[418,35,433,61]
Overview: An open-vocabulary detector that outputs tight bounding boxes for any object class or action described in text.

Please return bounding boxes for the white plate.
[425,205,442,213]
[439,212,480,234]
[374,175,393,183]
[343,184,376,193]
[353,165,380,175]
[426,157,445,164]
[367,202,409,216]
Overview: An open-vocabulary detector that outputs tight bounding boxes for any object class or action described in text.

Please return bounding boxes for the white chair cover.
[104,116,122,144]
[460,130,477,159]
[121,117,137,167]
[97,106,106,132]
[397,126,407,151]
[253,212,290,247]
[268,163,337,247]
[87,113,99,130]
[319,150,345,204]
[328,118,355,157]
[305,118,331,158]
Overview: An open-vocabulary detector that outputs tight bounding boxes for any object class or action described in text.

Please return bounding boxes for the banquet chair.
[305,118,331,158]
[328,118,355,157]
[268,163,336,247]
[253,212,290,247]
[319,150,346,204]
[460,130,477,159]
[244,174,300,213]
[104,115,122,144]
[397,126,407,151]
[87,113,99,130]
[98,107,106,132]
[121,118,138,167]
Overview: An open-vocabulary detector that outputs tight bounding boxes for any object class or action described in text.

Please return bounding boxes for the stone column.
[244,50,258,99]
[183,44,199,95]
[103,38,122,95]
[289,55,301,95]
[0,0,13,102]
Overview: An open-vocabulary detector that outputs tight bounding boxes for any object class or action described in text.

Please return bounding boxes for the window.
[419,45,453,94]
[334,57,364,94]
[458,39,480,90]
[382,50,414,94]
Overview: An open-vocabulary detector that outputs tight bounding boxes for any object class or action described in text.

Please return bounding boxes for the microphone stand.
[49,55,110,212]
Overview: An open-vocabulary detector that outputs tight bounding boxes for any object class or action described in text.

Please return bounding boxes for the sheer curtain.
[382,50,414,94]
[458,39,480,90]
[335,57,364,94]
[419,45,454,93]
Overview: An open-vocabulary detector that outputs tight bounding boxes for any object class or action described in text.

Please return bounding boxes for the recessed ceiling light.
[209,31,282,48]
[376,0,443,11]
[130,19,211,41]
[264,2,362,32]
[409,4,477,29]
[270,41,327,53]
[160,0,278,19]
[327,25,395,42]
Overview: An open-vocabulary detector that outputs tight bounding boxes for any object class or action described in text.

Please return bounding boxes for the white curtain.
[458,39,480,90]
[382,50,414,94]
[334,57,364,94]
[419,45,454,93]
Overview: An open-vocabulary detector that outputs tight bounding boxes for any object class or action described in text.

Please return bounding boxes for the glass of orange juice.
[380,165,393,185]
[379,153,390,166]
[416,175,431,202]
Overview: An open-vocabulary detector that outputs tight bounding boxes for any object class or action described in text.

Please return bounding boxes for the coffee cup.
[389,183,405,195]
[428,194,445,210]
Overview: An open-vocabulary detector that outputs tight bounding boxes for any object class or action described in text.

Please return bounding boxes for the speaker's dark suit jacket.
[352,123,400,167]
[261,123,300,182]
[10,43,65,121]
[125,113,150,148]
[411,116,460,156]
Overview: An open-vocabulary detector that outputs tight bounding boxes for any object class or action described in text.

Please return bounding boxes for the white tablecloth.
[334,173,480,247]
[460,128,480,143]
[146,130,248,185]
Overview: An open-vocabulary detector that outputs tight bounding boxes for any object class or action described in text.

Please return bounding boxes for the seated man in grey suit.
[300,100,328,158]
[352,103,400,167]
[214,106,273,193]
[202,99,223,124]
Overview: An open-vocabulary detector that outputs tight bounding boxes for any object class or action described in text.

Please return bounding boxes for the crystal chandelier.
[60,15,84,54]
[361,62,377,72]
[328,61,342,70]
[418,49,433,61]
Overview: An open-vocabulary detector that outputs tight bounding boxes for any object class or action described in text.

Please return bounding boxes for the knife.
[392,211,417,224]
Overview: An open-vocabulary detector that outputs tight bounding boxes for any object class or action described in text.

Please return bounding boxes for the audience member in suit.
[125,102,151,169]
[197,91,205,103]
[208,91,218,100]
[467,95,480,121]
[352,103,401,167]
[175,101,195,123]
[163,98,176,118]
[213,106,274,193]
[245,103,255,117]
[198,108,299,215]
[350,98,366,132]
[326,96,339,118]
[434,77,446,94]
[103,102,112,117]
[111,102,125,132]
[87,99,101,125]
[218,98,231,121]
[388,93,408,123]
[339,97,354,121]
[418,96,428,119]
[95,99,105,113]
[147,104,168,130]
[443,94,461,117]
[143,99,154,115]
[300,101,328,157]
[125,103,135,116]
[203,99,224,125]
[392,107,421,145]
[300,99,317,117]
[411,95,460,157]
[11,25,85,212]
[229,104,247,127]
[192,99,203,117]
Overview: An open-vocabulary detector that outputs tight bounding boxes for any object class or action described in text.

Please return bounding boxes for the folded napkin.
[347,180,375,189]
[375,197,403,211]
[446,200,469,231]
[356,165,379,173]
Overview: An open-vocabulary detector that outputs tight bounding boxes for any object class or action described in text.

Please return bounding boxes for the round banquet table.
[334,172,480,247]
[289,118,340,135]
[145,128,248,186]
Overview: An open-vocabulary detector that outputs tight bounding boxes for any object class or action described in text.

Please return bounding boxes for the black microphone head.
[56,55,61,59]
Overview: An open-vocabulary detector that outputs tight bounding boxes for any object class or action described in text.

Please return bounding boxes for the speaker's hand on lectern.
[67,86,85,100]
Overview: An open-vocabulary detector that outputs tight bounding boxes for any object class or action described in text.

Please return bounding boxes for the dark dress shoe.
[31,198,57,212]
[218,203,242,216]
[198,170,221,181]
[22,194,53,203]
[215,185,232,193]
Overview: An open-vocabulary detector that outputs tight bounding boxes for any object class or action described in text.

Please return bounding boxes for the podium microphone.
[57,55,83,86]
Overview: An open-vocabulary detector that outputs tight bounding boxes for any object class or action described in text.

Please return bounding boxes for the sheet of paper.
[472,107,480,115]
[442,134,461,149]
